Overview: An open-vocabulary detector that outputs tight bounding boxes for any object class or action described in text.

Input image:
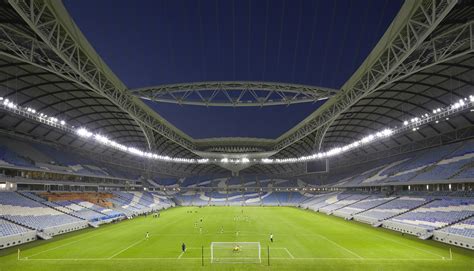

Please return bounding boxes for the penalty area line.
[22,221,133,259]
[108,239,145,259]
[313,233,363,259]
[25,232,102,259]
[284,248,295,259]
[376,235,447,259]
[176,247,203,259]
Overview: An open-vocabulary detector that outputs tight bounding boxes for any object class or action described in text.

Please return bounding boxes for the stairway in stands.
[7,192,71,239]
[407,144,466,182]
[16,192,85,221]
[328,195,372,214]
[354,196,400,217]
[436,213,474,231]
[382,198,438,221]
[226,190,229,206]
[0,215,35,231]
[74,201,113,217]
[448,160,474,179]
[114,192,151,210]
[287,192,293,205]
[316,193,351,211]
[167,192,182,206]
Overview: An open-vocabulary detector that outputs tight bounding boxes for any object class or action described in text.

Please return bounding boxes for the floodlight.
[76,128,93,138]
[94,134,109,144]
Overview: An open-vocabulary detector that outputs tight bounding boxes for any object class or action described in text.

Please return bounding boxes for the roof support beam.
[133,81,337,107]
[274,3,467,153]
[6,0,195,152]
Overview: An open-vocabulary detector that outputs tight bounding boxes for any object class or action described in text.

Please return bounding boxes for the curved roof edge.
[274,0,419,143]
[48,1,195,143]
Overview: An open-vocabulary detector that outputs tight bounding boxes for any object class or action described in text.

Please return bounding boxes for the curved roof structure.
[0,0,473,177]
[270,0,474,162]
[132,81,337,107]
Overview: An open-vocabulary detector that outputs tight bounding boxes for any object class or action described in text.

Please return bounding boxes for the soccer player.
[182,242,186,252]
[270,233,273,243]
[146,232,149,239]
[220,226,224,234]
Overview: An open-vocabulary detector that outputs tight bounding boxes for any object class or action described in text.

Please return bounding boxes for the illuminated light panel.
[0,93,473,165]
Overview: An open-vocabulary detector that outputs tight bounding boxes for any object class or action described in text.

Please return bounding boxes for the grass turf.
[0,206,472,271]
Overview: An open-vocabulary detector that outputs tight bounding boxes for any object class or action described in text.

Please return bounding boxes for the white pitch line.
[284,248,295,259]
[313,233,363,259]
[376,235,446,259]
[24,220,133,259]
[19,257,452,261]
[320,215,448,260]
[26,232,102,259]
[272,257,452,261]
[108,239,145,259]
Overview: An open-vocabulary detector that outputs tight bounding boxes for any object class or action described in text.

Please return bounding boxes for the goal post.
[210,242,261,263]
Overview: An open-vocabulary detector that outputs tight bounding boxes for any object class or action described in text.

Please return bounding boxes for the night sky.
[64,0,403,139]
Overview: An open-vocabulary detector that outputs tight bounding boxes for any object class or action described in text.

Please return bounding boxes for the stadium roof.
[0,0,473,177]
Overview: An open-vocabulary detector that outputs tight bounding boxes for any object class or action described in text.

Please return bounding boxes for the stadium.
[0,0,473,270]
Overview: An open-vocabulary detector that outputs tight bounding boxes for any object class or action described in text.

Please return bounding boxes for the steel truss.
[274,0,463,152]
[132,81,337,107]
[1,0,473,177]
[6,0,195,151]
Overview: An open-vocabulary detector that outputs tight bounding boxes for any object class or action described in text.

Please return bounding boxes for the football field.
[0,206,472,271]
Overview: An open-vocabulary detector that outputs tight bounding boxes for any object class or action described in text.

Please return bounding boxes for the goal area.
[210,242,261,263]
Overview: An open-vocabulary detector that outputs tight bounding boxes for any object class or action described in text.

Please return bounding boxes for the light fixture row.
[0,95,472,165]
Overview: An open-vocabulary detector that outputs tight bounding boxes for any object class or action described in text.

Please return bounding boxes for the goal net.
[210,242,261,263]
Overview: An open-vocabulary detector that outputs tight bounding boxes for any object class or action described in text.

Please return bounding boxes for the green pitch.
[0,207,472,271]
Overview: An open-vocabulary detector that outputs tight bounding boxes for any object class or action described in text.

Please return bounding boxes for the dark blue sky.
[64,0,403,139]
